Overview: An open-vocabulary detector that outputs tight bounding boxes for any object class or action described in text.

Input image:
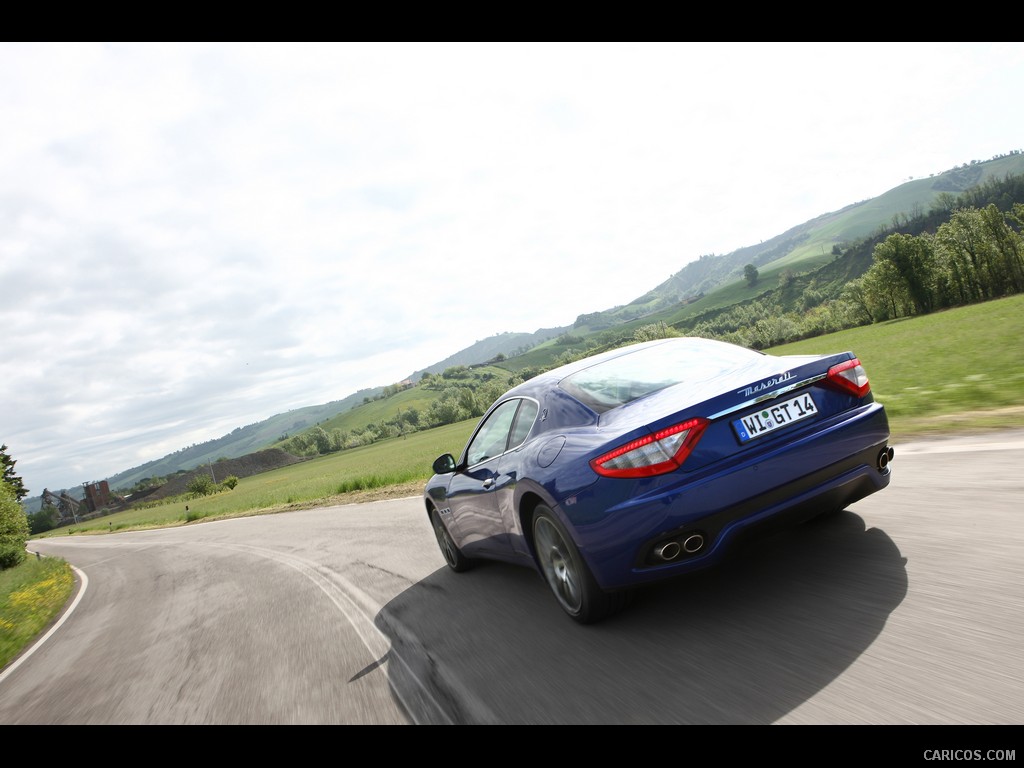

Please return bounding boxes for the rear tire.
[531,505,630,624]
[431,507,472,572]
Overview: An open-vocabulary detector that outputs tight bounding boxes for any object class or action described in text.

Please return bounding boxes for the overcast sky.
[3,42,1022,495]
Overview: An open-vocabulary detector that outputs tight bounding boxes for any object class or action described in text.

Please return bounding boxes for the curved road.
[2,430,1023,724]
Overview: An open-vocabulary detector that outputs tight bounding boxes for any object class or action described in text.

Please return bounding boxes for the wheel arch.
[517,490,547,564]
[516,488,581,571]
[423,495,438,521]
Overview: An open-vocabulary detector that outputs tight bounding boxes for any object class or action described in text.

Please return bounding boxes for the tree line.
[848,204,1023,322]
[685,176,1024,349]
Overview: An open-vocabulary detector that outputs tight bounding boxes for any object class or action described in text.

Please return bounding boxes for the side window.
[465,399,520,466]
[508,399,538,450]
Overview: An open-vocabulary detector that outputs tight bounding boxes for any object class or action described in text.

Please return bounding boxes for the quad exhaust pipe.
[652,446,895,566]
[878,446,895,470]
[654,533,705,562]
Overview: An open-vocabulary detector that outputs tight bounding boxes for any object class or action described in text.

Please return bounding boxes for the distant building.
[40,480,116,525]
[82,480,111,513]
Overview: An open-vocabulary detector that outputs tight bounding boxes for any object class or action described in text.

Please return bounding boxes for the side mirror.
[432,454,457,474]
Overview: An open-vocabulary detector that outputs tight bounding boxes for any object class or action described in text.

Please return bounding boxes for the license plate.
[733,392,818,443]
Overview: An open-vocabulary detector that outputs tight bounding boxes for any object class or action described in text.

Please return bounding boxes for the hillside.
[102,390,381,493]
[27,151,1024,507]
[410,328,569,378]
[121,448,308,505]
[571,152,1024,333]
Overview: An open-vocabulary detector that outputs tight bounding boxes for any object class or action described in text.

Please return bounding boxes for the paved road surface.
[2,430,1022,724]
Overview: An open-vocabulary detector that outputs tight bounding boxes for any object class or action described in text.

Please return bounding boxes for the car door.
[447,398,536,557]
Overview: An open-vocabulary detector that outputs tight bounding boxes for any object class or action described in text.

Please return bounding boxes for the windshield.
[558,338,759,412]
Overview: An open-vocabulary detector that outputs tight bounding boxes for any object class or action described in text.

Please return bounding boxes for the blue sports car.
[424,336,893,624]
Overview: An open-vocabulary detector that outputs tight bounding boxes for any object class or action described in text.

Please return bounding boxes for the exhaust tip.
[653,533,705,562]
[654,541,681,561]
[682,533,705,554]
[878,446,895,470]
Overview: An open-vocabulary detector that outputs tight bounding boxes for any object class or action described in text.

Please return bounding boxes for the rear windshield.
[558,339,758,412]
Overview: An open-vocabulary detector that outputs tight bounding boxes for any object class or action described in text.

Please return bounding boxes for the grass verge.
[0,554,75,671]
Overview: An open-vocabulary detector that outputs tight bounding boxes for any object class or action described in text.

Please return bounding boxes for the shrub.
[187,474,217,497]
[0,482,29,570]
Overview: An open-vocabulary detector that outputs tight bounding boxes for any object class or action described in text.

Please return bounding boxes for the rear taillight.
[590,417,709,478]
[826,358,871,398]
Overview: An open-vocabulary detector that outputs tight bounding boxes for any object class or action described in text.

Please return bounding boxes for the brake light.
[590,417,709,478]
[827,358,871,398]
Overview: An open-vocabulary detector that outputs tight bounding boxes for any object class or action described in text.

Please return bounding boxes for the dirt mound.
[136,449,306,503]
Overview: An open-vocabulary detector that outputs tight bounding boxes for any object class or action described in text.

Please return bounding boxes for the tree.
[872,233,937,316]
[632,322,679,342]
[0,482,30,569]
[861,257,910,320]
[978,204,1024,295]
[743,264,759,287]
[839,277,876,325]
[400,408,420,428]
[778,269,797,297]
[310,426,332,454]
[0,444,28,501]
[187,474,216,497]
[27,506,59,535]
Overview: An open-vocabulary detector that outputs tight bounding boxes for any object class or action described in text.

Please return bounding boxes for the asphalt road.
[2,430,1023,725]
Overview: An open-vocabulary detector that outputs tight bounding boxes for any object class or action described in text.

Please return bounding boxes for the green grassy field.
[770,294,1024,433]
[34,419,479,537]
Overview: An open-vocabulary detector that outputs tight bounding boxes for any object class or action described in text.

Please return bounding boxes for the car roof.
[508,337,761,394]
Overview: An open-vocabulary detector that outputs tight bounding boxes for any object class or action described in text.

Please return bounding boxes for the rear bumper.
[576,403,892,590]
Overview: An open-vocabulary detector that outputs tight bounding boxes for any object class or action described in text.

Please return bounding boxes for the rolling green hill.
[101,389,384,493]
[571,152,1024,334]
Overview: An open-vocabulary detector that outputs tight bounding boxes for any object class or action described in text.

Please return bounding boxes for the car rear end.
[563,346,893,591]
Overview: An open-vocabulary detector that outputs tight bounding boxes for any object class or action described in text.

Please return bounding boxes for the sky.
[3,42,1023,496]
